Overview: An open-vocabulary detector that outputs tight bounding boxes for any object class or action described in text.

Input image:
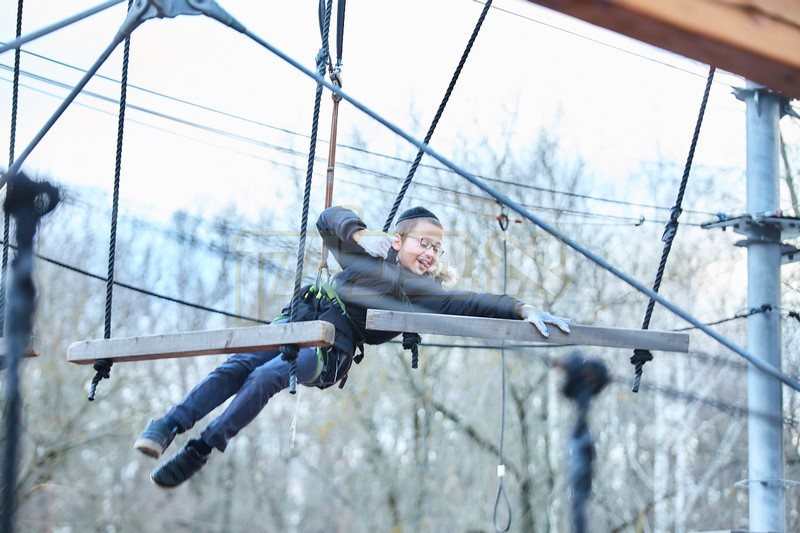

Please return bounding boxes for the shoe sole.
[134,438,164,459]
[150,473,178,490]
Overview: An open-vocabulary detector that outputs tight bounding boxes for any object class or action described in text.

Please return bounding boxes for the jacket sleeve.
[400,271,524,320]
[316,206,372,269]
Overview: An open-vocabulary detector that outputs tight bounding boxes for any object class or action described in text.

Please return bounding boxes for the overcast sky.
[0,0,795,229]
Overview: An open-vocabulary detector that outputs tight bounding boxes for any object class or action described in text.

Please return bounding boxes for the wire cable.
[234,25,800,393]
[0,0,125,56]
[0,50,719,217]
[493,208,511,532]
[468,0,736,89]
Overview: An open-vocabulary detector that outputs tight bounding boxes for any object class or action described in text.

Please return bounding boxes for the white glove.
[520,304,574,337]
[353,229,394,259]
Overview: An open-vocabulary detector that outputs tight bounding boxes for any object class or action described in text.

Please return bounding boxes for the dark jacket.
[295,206,524,357]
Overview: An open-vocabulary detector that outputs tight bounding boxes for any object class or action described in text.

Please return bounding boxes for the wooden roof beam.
[524,0,800,98]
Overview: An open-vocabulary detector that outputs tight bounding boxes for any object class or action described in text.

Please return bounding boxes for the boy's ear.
[391,233,402,251]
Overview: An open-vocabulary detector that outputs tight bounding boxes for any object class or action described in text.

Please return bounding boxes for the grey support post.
[739,81,785,532]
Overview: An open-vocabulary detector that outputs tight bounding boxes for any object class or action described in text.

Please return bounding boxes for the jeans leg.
[165,350,280,432]
[200,347,320,451]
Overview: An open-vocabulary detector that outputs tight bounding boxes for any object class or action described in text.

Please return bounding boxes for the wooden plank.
[366,310,689,352]
[0,337,40,362]
[67,321,335,364]
[525,0,800,98]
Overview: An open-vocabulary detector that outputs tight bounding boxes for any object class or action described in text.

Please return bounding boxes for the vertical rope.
[559,356,609,533]
[335,0,345,66]
[0,3,25,530]
[88,0,133,401]
[282,0,333,394]
[493,209,511,532]
[383,0,492,231]
[1,174,59,533]
[1,0,25,335]
[631,65,715,393]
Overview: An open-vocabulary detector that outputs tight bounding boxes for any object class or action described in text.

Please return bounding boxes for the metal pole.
[743,81,784,532]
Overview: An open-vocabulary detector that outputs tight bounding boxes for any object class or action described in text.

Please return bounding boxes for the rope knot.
[281,344,300,394]
[629,349,653,393]
[630,348,653,366]
[402,332,422,369]
[88,359,113,401]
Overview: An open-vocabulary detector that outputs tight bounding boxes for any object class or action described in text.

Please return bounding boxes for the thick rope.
[1,173,59,533]
[630,65,715,393]
[335,0,345,66]
[1,0,25,335]
[383,0,492,232]
[492,210,511,532]
[559,355,609,533]
[89,0,132,401]
[282,0,333,394]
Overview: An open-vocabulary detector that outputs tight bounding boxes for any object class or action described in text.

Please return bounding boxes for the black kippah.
[396,206,439,223]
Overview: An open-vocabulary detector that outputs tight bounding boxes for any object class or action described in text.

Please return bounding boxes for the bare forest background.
[3,119,800,532]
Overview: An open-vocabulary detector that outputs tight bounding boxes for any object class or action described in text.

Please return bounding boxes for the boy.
[135,206,572,488]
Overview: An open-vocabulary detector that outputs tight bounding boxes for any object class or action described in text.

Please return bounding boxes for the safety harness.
[304,280,364,389]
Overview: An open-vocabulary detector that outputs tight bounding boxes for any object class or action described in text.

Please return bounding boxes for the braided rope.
[283,0,333,394]
[631,65,715,393]
[90,0,132,400]
[1,0,25,335]
[335,0,345,65]
[0,4,24,528]
[1,174,59,533]
[383,0,492,231]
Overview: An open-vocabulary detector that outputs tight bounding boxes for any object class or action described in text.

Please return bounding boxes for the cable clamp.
[497,464,505,478]
[661,206,683,242]
[329,63,342,88]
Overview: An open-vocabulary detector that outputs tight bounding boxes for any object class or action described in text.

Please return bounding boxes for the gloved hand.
[353,229,394,259]
[519,304,573,337]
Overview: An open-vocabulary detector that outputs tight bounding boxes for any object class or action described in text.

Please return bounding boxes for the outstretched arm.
[317,206,393,268]
[401,273,572,337]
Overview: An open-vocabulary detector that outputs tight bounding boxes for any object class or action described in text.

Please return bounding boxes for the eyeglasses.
[403,234,444,257]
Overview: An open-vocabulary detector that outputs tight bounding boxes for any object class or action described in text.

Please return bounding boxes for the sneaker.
[134,417,178,459]
[150,440,210,489]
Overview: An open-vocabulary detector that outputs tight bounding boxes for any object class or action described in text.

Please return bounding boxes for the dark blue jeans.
[165,347,321,451]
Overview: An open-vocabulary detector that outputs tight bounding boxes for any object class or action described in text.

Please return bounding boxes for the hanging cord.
[492,208,511,532]
[281,0,333,394]
[557,354,609,533]
[383,0,492,231]
[335,0,345,71]
[630,65,715,393]
[318,0,345,276]
[1,172,59,533]
[88,0,132,401]
[381,0,492,372]
[0,0,24,336]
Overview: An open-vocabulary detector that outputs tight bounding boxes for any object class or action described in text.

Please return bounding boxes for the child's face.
[392,219,445,275]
